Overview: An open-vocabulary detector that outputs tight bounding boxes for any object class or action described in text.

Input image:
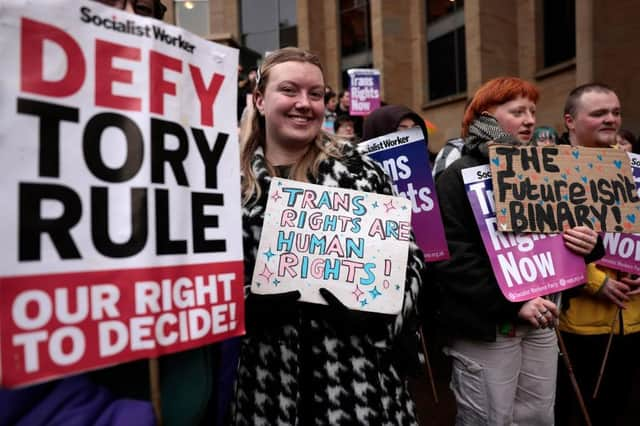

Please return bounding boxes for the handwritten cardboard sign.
[463,165,586,302]
[489,145,640,233]
[358,127,449,261]
[0,0,244,388]
[598,152,640,274]
[251,178,411,314]
[348,68,381,116]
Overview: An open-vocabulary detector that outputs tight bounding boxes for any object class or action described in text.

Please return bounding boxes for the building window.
[426,0,466,101]
[427,0,464,23]
[542,0,575,68]
[278,0,298,48]
[240,0,298,57]
[174,0,210,37]
[340,0,372,88]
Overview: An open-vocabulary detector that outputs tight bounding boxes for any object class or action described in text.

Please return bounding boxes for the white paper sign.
[251,178,411,314]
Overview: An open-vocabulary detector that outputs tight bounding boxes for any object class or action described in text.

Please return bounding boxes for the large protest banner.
[489,145,640,233]
[463,165,586,302]
[347,68,380,116]
[598,152,640,274]
[359,127,449,261]
[0,0,244,388]
[251,178,411,314]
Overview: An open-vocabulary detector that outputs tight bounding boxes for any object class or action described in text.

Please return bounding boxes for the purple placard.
[359,127,449,261]
[348,68,380,116]
[463,165,586,301]
[597,152,640,274]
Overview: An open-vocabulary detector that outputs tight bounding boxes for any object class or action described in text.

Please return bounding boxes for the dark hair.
[154,0,166,19]
[563,83,615,117]
[362,104,429,143]
[334,114,354,133]
[619,128,640,154]
[324,90,336,105]
[339,90,349,100]
[618,128,636,145]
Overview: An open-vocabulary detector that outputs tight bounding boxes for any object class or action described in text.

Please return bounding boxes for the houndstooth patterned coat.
[230,142,426,425]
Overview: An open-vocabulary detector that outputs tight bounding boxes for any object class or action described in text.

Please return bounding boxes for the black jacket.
[431,141,523,342]
[432,135,605,342]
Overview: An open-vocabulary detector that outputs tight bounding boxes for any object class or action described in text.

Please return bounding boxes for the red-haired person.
[431,77,603,425]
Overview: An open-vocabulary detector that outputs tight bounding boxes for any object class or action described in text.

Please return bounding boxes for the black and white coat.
[230,142,426,425]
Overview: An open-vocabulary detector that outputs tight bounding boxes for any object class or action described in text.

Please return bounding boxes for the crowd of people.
[3,1,640,425]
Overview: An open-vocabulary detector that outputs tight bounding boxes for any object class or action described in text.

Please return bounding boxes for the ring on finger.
[540,309,549,315]
[535,314,544,321]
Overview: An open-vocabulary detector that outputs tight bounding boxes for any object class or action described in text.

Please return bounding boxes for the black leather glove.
[245,290,301,332]
[584,234,605,264]
[318,288,394,336]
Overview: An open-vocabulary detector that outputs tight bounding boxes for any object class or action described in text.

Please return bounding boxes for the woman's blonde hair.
[240,47,343,204]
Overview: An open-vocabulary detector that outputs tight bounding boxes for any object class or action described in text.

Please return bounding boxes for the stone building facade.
[163,0,640,151]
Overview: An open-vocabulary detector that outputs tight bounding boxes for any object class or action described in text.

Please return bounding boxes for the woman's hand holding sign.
[518,297,559,329]
[318,288,393,336]
[623,274,640,296]
[562,226,599,256]
[598,278,631,309]
[600,273,640,309]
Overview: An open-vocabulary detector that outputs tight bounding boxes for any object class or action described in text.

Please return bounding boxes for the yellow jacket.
[559,263,640,335]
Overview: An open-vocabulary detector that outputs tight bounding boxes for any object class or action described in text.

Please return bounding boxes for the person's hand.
[563,226,599,256]
[318,288,393,335]
[621,274,640,296]
[598,278,631,308]
[245,290,301,331]
[518,297,558,329]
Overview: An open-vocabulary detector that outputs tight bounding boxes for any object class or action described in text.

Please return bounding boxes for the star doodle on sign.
[272,278,281,286]
[263,248,276,261]
[368,287,382,299]
[383,200,396,213]
[271,191,282,202]
[352,286,364,301]
[395,284,401,291]
[258,264,274,282]
[401,204,408,211]
[372,201,379,209]
[360,299,368,307]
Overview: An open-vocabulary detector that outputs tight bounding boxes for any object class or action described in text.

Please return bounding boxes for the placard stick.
[593,307,621,399]
[556,327,592,426]
[149,358,163,426]
[418,326,439,404]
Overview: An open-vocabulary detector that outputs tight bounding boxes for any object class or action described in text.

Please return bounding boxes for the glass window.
[339,0,372,86]
[240,0,297,56]
[426,0,466,100]
[340,0,371,57]
[428,27,466,100]
[543,0,575,68]
[174,0,209,37]
[426,0,464,23]
[278,0,298,47]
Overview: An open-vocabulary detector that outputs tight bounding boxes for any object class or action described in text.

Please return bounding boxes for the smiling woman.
[254,61,326,164]
[234,47,428,424]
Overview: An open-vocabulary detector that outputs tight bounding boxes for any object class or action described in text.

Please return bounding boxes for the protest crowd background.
[1,1,640,425]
